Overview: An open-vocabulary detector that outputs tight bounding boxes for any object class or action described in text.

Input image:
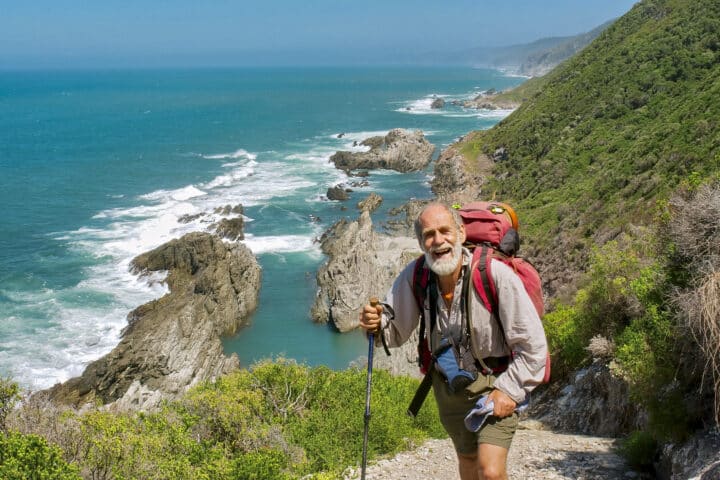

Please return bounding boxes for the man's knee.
[478,462,506,480]
[477,444,508,480]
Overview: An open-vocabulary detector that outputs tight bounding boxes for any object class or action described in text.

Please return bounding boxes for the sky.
[0,0,639,69]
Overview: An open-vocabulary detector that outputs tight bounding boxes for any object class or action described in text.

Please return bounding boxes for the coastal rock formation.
[178,203,246,242]
[311,210,420,333]
[383,200,428,237]
[44,232,262,411]
[430,145,495,205]
[430,97,445,109]
[357,192,383,213]
[327,185,350,201]
[462,92,520,110]
[214,217,245,241]
[329,129,434,173]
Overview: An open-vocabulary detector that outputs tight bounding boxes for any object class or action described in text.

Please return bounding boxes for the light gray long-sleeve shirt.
[378,249,548,403]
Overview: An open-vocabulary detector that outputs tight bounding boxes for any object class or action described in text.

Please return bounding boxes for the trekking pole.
[361,297,379,480]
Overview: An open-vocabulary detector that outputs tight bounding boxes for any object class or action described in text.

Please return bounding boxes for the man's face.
[418,206,465,277]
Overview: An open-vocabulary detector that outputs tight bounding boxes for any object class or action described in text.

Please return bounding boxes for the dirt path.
[347,420,642,479]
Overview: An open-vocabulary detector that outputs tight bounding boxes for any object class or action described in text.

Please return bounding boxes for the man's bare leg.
[457,452,479,480]
[477,443,509,480]
[457,443,509,480]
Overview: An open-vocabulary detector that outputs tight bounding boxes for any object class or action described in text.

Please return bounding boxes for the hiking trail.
[347,419,643,479]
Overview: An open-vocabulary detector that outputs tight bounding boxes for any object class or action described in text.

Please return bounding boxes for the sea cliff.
[44,232,261,411]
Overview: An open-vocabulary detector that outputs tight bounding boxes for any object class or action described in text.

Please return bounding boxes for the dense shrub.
[665,182,720,425]
[620,430,658,470]
[543,180,720,466]
[0,431,81,480]
[7,360,443,479]
[0,376,20,433]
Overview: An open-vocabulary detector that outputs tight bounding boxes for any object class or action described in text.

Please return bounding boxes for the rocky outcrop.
[373,328,423,379]
[658,430,720,480]
[430,145,495,205]
[311,211,420,333]
[357,193,383,213]
[327,185,350,201]
[214,217,245,241]
[529,361,645,437]
[383,200,428,238]
[430,97,445,109]
[44,232,261,411]
[462,93,520,110]
[178,204,246,242]
[329,129,434,173]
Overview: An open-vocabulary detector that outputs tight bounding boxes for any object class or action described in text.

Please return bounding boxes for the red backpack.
[412,201,550,382]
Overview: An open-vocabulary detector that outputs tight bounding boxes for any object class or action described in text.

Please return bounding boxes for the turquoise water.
[0,67,523,389]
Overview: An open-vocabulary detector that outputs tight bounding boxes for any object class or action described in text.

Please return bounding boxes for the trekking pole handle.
[369,297,379,311]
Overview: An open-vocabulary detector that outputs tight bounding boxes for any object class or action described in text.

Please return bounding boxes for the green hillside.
[455,0,720,463]
[460,0,720,251]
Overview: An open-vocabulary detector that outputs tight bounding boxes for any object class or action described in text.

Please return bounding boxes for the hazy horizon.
[1,0,638,70]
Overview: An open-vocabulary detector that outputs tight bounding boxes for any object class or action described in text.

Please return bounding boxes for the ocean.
[0,66,523,390]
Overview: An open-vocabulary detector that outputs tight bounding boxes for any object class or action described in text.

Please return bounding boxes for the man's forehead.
[419,207,455,228]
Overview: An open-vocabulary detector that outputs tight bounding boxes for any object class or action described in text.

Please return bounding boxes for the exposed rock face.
[327,185,350,201]
[214,217,245,241]
[329,129,434,173]
[430,145,495,205]
[373,327,423,379]
[311,211,420,333]
[529,361,644,437]
[657,430,720,480]
[383,200,429,238]
[178,204,246,242]
[44,232,261,411]
[463,93,520,110]
[357,192,383,213]
[430,97,445,109]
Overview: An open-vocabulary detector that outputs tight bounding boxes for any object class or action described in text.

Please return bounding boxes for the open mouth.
[432,245,453,260]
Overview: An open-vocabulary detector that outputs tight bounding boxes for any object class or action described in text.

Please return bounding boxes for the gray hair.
[413,202,464,242]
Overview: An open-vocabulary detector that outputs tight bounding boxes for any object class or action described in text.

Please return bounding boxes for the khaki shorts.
[431,369,518,454]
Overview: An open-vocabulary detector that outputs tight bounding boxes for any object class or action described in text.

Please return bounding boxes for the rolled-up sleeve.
[490,261,548,403]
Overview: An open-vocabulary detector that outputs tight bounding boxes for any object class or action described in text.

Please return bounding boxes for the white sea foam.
[395,95,446,115]
[3,140,357,388]
[395,90,516,121]
[243,234,319,255]
[202,160,257,189]
[140,185,207,202]
[203,149,257,161]
[0,282,144,390]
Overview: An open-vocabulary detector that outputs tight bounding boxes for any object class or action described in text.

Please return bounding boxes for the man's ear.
[458,223,466,244]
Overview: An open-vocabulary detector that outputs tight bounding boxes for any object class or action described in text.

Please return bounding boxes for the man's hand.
[487,389,517,418]
[359,302,383,333]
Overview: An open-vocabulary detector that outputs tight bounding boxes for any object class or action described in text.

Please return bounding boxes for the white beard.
[424,240,463,276]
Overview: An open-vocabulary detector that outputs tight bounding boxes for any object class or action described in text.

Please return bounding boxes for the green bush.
[230,449,290,480]
[0,431,81,480]
[0,376,20,433]
[620,430,658,470]
[248,359,444,476]
[44,360,444,479]
[544,237,665,377]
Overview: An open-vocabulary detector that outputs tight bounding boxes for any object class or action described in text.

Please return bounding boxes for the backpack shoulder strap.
[412,255,429,312]
[472,246,499,318]
[412,255,438,371]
